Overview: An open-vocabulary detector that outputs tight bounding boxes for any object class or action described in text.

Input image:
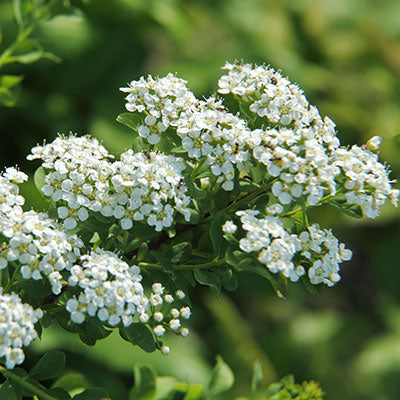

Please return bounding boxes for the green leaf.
[329,199,363,218]
[33,166,47,193]
[44,387,71,400]
[167,242,193,264]
[209,214,229,257]
[180,270,196,287]
[9,51,61,65]
[182,385,204,400]
[0,87,18,107]
[205,356,235,398]
[152,251,174,274]
[214,189,231,211]
[13,0,24,28]
[73,388,109,400]
[52,373,86,394]
[130,364,156,400]
[301,276,324,296]
[187,208,199,224]
[244,263,286,298]
[251,360,263,393]
[29,351,65,381]
[0,380,20,400]
[194,269,221,298]
[184,176,207,200]
[83,317,112,341]
[132,222,160,241]
[216,268,238,292]
[253,193,269,212]
[251,163,267,184]
[117,112,143,132]
[0,75,23,89]
[120,324,156,353]
[154,377,178,400]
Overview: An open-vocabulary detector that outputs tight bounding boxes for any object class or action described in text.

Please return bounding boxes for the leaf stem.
[0,366,60,400]
[139,258,225,271]
[3,263,21,293]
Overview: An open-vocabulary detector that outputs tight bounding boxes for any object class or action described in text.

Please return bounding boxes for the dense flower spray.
[0,61,397,372]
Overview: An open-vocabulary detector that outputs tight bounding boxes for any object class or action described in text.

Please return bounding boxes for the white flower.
[180,306,191,319]
[154,325,165,337]
[169,319,181,330]
[222,220,237,234]
[0,291,42,369]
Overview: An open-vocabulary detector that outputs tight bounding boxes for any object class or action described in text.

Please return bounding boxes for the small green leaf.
[132,222,160,241]
[194,269,221,298]
[153,377,178,400]
[218,268,238,292]
[130,364,156,400]
[13,0,24,29]
[0,380,20,400]
[302,276,324,296]
[29,351,65,381]
[0,75,23,89]
[253,193,269,212]
[184,176,207,199]
[214,190,231,211]
[251,163,267,184]
[52,373,87,393]
[251,360,263,393]
[182,385,204,400]
[244,263,286,298]
[120,324,156,353]
[205,356,235,397]
[329,199,363,218]
[0,87,17,107]
[73,388,109,400]
[209,214,228,257]
[9,51,61,65]
[33,166,47,193]
[167,242,193,264]
[117,112,143,131]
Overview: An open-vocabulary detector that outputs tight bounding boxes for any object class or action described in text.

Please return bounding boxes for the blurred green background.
[1,0,400,399]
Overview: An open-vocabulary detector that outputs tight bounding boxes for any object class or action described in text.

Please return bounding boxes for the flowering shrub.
[0,61,398,398]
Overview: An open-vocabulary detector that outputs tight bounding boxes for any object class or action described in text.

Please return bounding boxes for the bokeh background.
[1,0,400,398]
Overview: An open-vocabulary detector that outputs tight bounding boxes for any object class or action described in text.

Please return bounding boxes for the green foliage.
[0,0,77,107]
[120,324,157,353]
[1,1,400,400]
[264,375,324,400]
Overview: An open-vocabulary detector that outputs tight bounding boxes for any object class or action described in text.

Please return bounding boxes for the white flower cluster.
[120,73,198,145]
[176,97,251,191]
[120,63,398,213]
[250,126,338,206]
[229,210,352,287]
[110,150,191,230]
[27,135,113,231]
[148,283,191,340]
[299,225,352,287]
[218,61,339,146]
[235,210,304,282]
[0,168,83,295]
[333,143,399,218]
[28,136,191,231]
[121,75,253,190]
[0,290,43,369]
[217,62,398,214]
[66,249,147,327]
[0,167,28,215]
[66,250,190,340]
